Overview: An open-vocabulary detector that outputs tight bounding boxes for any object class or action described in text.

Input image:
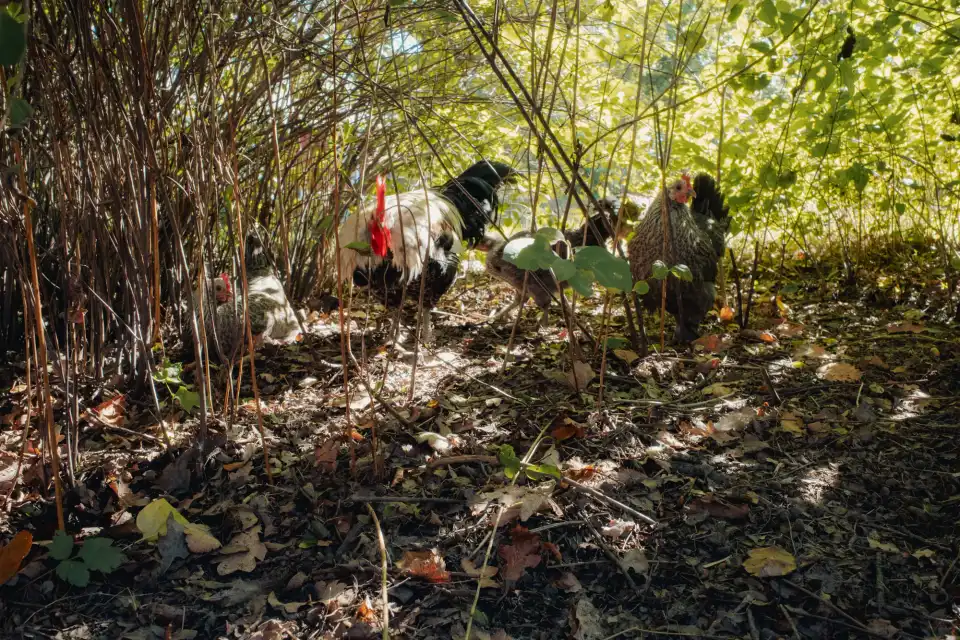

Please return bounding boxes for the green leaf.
[671,264,694,282]
[894,202,906,215]
[651,260,670,280]
[77,537,125,574]
[551,258,577,282]
[9,98,31,127]
[727,2,745,23]
[605,336,628,350]
[0,10,26,67]
[56,560,90,587]
[566,271,595,297]
[572,246,632,291]
[753,102,773,123]
[749,39,773,54]
[757,0,778,26]
[503,235,557,271]
[343,241,370,252]
[524,462,561,480]
[598,0,615,21]
[153,360,183,386]
[847,162,870,193]
[50,531,75,561]
[174,386,200,413]
[778,171,798,188]
[759,163,779,188]
[498,444,521,480]
[632,280,650,295]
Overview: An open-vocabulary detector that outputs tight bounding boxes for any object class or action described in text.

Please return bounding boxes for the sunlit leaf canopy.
[322,0,960,255]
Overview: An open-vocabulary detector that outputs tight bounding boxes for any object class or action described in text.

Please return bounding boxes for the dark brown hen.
[627,173,728,343]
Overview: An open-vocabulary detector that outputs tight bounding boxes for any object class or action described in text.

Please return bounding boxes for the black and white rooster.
[338,160,517,343]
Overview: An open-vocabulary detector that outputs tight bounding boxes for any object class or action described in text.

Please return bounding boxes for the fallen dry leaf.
[743,546,796,577]
[621,548,649,575]
[817,362,862,382]
[0,530,33,585]
[779,411,804,436]
[314,438,339,473]
[613,349,639,364]
[687,497,750,520]
[217,525,267,576]
[499,528,542,583]
[886,322,924,334]
[398,549,450,583]
[554,571,582,593]
[564,360,595,391]
[461,559,499,588]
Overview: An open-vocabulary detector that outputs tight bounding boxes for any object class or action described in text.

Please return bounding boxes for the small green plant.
[153,359,200,413]
[498,444,561,481]
[49,531,126,587]
[502,226,633,298]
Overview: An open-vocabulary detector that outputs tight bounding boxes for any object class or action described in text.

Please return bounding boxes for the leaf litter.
[1,261,959,640]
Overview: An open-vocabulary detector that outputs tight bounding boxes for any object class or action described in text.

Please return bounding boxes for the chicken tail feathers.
[691,174,729,222]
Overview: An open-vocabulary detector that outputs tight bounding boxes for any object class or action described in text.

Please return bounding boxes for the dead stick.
[520,463,657,526]
[365,503,389,640]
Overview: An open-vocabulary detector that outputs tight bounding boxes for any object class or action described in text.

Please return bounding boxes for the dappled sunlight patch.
[797,463,841,505]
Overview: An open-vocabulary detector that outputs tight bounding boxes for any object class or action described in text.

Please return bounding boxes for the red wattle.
[368,219,391,258]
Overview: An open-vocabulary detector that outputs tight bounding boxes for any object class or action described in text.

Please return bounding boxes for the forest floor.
[1,249,959,640]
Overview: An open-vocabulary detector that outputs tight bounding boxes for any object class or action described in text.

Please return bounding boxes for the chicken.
[481,196,621,326]
[338,160,517,343]
[627,173,729,343]
[197,234,302,361]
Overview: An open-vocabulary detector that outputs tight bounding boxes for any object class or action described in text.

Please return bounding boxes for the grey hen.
[627,173,729,342]
[197,234,301,362]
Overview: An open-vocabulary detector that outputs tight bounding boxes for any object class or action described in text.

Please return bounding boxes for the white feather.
[337,190,463,282]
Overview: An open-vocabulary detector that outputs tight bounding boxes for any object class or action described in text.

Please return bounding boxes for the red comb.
[220,273,231,293]
[681,174,692,189]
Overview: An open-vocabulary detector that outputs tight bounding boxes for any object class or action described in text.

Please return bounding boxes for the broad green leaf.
[503,236,556,271]
[498,444,521,480]
[605,336,628,350]
[749,40,773,54]
[572,246,631,291]
[727,2,745,23]
[0,10,26,67]
[848,163,870,193]
[894,203,906,215]
[671,265,694,282]
[50,531,74,561]
[534,227,564,244]
[633,280,650,295]
[9,98,31,128]
[524,462,561,480]
[651,261,670,280]
[566,271,595,297]
[77,538,125,574]
[551,258,577,282]
[343,241,370,252]
[174,386,200,413]
[153,361,183,386]
[757,0,778,26]
[753,102,773,123]
[56,560,90,587]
